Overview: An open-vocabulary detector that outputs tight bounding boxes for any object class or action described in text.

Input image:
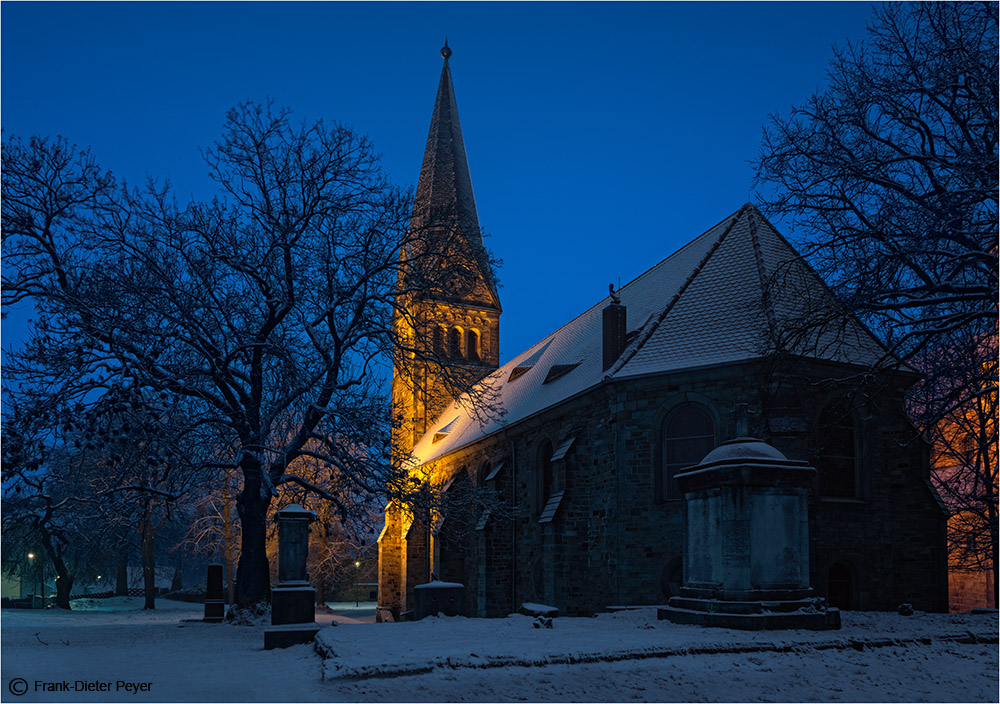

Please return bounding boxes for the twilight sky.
[1,1,875,364]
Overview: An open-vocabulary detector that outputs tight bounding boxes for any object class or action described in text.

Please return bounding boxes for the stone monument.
[203,563,225,622]
[413,576,465,620]
[658,438,840,630]
[264,504,321,649]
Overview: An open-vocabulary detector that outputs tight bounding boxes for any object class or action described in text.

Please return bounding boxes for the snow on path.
[1,599,996,702]
[315,608,997,680]
[1,598,329,703]
[319,641,998,703]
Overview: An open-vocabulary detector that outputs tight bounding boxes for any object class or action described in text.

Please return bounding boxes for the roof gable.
[408,204,889,466]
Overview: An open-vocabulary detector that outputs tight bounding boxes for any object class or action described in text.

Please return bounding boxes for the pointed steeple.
[412,41,487,258]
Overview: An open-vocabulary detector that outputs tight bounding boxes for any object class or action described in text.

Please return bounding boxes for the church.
[377,45,949,621]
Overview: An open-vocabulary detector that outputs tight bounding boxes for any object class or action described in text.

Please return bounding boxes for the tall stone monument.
[264,505,321,649]
[203,563,225,622]
[658,438,840,630]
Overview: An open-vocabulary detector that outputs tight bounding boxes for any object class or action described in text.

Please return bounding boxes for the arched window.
[536,439,554,513]
[467,329,481,362]
[449,327,464,359]
[433,325,446,356]
[817,402,857,498]
[827,562,854,609]
[662,405,715,500]
[477,460,491,486]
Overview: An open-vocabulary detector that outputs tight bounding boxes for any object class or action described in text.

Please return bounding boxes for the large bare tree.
[754,2,998,602]
[2,102,490,607]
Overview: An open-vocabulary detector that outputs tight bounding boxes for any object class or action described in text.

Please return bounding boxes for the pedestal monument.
[658,438,840,630]
[264,504,322,649]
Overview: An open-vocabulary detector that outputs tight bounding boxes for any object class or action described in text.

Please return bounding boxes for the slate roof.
[411,47,499,306]
[408,204,888,466]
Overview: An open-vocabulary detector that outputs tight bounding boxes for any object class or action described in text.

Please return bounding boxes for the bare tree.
[754,2,998,602]
[2,102,496,608]
[80,387,206,609]
[915,329,997,600]
[1,397,108,608]
[184,458,242,605]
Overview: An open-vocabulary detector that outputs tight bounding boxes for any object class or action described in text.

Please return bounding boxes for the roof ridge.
[615,206,753,296]
[747,208,778,335]
[603,205,751,378]
[488,206,755,373]
[749,206,904,370]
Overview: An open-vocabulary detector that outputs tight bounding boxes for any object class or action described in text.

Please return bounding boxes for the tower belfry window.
[449,327,464,359]
[467,329,481,361]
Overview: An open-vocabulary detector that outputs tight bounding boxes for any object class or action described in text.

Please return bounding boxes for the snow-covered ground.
[1,597,996,702]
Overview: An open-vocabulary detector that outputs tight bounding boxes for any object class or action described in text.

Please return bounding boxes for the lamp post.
[354,561,361,607]
[26,553,36,608]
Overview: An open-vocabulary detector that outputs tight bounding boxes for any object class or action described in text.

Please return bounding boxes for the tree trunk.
[989,498,998,608]
[141,509,157,610]
[116,558,128,596]
[315,521,328,607]
[54,572,74,610]
[223,475,235,606]
[39,532,74,610]
[235,458,272,608]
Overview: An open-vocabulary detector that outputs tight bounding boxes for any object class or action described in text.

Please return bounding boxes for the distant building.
[377,46,949,620]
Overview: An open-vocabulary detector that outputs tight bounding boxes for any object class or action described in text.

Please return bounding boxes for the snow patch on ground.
[2,600,995,702]
[315,608,997,680]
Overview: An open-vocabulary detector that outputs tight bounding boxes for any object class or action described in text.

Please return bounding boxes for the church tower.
[380,42,501,622]
[392,41,502,455]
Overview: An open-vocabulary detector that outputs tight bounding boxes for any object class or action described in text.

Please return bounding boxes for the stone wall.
[949,569,996,613]
[381,359,949,617]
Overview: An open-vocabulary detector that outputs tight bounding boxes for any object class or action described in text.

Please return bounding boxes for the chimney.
[603,291,627,371]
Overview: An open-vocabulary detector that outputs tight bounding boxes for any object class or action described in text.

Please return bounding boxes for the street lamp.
[26,552,38,608]
[354,561,361,607]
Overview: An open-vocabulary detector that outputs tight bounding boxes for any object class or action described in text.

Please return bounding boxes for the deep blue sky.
[2,1,875,364]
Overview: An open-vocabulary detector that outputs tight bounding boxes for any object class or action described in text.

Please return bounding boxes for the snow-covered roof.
[409,204,887,466]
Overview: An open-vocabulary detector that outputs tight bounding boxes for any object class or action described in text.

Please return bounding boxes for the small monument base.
[204,564,226,623]
[271,584,316,625]
[413,580,465,620]
[263,622,321,649]
[203,600,225,623]
[658,592,840,630]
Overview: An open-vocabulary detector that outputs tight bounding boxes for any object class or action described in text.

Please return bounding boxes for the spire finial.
[441,38,452,60]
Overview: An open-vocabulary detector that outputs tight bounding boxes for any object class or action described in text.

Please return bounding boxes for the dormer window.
[433,417,459,444]
[543,362,581,384]
[508,365,532,382]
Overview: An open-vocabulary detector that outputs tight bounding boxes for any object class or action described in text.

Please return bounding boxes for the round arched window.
[467,329,481,362]
[449,327,464,359]
[817,402,857,498]
[662,406,715,500]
